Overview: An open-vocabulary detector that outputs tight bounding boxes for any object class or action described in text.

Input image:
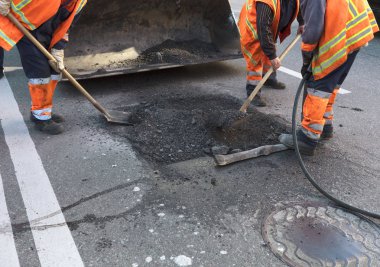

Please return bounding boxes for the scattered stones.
[173,255,192,266]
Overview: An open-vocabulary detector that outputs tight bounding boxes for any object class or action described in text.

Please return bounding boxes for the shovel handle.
[7,13,110,117]
[239,34,302,113]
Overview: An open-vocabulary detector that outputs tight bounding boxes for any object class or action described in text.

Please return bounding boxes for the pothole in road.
[108,94,289,164]
[262,202,380,266]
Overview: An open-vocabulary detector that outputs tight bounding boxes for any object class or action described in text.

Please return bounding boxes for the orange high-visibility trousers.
[28,75,61,120]
[301,88,330,140]
[242,50,273,85]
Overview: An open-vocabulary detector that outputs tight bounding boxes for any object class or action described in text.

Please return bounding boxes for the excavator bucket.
[64,0,242,79]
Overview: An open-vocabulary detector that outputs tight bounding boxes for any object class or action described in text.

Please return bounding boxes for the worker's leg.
[321,50,360,140]
[241,43,267,107]
[0,47,4,79]
[16,34,64,134]
[246,58,267,107]
[262,56,286,89]
[320,88,338,140]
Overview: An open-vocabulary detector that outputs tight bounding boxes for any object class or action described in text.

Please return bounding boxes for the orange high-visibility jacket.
[0,0,87,51]
[239,0,299,61]
[302,0,379,80]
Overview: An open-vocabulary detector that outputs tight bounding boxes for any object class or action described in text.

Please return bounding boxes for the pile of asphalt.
[108,94,289,164]
[107,39,221,70]
[137,39,220,65]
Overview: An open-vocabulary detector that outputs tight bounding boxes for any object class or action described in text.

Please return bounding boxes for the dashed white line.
[0,76,83,266]
[0,171,20,266]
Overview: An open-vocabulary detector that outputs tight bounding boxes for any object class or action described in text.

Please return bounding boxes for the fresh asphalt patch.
[100,94,289,165]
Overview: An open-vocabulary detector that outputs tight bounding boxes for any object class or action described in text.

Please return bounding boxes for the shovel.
[239,34,302,113]
[7,13,133,125]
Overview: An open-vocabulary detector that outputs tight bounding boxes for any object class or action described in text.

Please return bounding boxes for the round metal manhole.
[262,203,380,266]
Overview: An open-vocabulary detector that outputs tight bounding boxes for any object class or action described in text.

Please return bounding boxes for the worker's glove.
[49,48,65,73]
[301,51,313,78]
[270,57,281,71]
[0,0,11,16]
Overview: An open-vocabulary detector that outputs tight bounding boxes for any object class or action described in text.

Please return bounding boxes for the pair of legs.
[280,50,359,155]
[243,50,285,107]
[16,31,64,134]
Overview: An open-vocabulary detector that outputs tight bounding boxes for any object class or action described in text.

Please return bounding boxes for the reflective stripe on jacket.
[306,0,379,80]
[0,0,87,51]
[49,0,87,50]
[238,0,299,65]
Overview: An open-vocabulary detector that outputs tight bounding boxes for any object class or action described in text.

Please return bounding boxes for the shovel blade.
[104,110,134,125]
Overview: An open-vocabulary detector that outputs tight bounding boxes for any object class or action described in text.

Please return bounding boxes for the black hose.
[292,76,380,219]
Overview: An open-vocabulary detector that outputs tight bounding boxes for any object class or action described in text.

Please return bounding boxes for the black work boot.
[321,124,333,140]
[279,130,318,156]
[30,113,65,123]
[246,84,267,107]
[32,118,64,135]
[0,67,4,79]
[252,94,267,107]
[264,78,286,89]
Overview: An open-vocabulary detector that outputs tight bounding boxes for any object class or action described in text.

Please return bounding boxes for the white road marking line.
[278,66,302,79]
[278,66,351,95]
[4,66,24,72]
[0,77,84,267]
[0,172,21,267]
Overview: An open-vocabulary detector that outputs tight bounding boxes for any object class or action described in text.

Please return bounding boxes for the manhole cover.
[262,203,380,266]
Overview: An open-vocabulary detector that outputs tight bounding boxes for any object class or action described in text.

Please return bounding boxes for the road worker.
[0,0,87,134]
[280,0,379,155]
[238,0,304,106]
